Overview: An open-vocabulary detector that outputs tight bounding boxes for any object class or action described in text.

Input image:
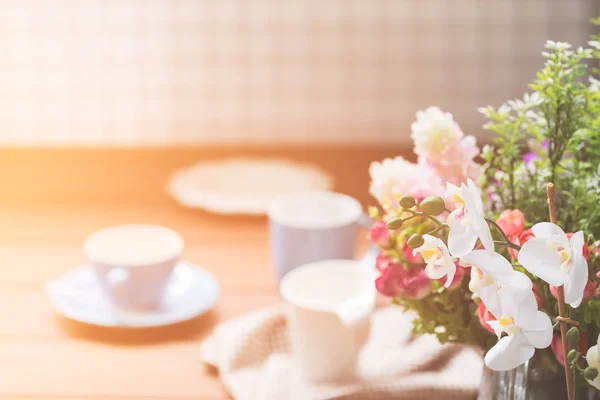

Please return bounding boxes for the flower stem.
[402,213,444,227]
[493,241,521,251]
[426,224,449,236]
[484,217,521,249]
[553,321,560,329]
[548,183,575,400]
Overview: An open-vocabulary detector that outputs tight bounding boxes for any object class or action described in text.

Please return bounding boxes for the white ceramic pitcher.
[280,259,376,383]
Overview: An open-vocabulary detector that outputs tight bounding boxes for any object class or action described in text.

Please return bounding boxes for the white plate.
[166,158,333,215]
[46,262,220,328]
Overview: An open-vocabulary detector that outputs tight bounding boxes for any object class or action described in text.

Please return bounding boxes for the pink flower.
[508,229,535,260]
[478,301,496,334]
[401,268,434,299]
[375,252,393,272]
[369,221,392,248]
[550,280,597,304]
[375,262,432,299]
[551,332,588,366]
[409,107,481,186]
[419,136,482,186]
[411,107,463,157]
[369,156,445,209]
[402,240,423,264]
[496,209,525,237]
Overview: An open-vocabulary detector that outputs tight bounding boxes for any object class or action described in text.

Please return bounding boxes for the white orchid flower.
[446,179,494,257]
[585,334,600,390]
[413,235,456,288]
[518,223,588,308]
[460,250,532,317]
[484,288,553,371]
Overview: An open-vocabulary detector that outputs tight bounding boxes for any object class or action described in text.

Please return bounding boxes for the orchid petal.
[479,284,501,317]
[447,217,477,257]
[418,235,456,284]
[531,222,566,239]
[513,291,539,330]
[522,311,553,348]
[467,178,484,214]
[445,182,461,198]
[497,288,537,328]
[497,271,533,294]
[485,335,535,371]
[564,232,587,308]
[461,185,482,231]
[461,250,513,279]
[497,289,536,328]
[564,256,588,308]
[443,263,457,288]
[476,223,495,252]
[569,231,585,253]
[570,294,584,309]
[518,238,565,286]
[422,234,447,249]
[425,262,446,280]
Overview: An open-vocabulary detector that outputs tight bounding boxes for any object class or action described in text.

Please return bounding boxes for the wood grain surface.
[0,145,405,400]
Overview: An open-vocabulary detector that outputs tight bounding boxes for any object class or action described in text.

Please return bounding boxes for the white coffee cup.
[280,259,376,383]
[268,191,370,283]
[84,224,184,311]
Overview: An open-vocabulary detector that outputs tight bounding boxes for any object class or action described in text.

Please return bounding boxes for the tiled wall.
[0,0,596,145]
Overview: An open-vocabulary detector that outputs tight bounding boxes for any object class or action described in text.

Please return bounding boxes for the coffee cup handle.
[335,293,374,351]
[357,213,378,269]
[357,212,372,229]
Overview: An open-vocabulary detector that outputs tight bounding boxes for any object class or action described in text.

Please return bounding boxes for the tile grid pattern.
[0,0,595,145]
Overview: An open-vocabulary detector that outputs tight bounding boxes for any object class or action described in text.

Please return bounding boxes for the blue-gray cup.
[268,191,373,283]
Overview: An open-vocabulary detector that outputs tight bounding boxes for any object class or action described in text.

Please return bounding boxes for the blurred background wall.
[0,0,597,146]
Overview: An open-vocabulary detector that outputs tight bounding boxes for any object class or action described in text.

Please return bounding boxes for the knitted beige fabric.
[201,306,486,400]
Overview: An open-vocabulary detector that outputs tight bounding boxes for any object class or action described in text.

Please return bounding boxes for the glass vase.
[491,361,529,400]
[484,359,598,400]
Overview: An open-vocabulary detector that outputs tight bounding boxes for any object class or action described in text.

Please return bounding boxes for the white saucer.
[166,158,333,215]
[46,262,220,328]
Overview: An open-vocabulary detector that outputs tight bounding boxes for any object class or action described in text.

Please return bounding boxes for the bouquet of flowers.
[369,19,600,398]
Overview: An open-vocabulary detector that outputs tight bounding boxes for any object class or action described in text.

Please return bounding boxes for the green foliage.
[479,39,599,234]
[577,298,600,333]
[395,277,490,348]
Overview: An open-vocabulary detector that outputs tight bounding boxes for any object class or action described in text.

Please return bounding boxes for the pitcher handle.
[335,287,376,349]
[357,212,378,270]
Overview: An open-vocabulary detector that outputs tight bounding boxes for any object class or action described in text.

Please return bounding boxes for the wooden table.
[0,145,405,400]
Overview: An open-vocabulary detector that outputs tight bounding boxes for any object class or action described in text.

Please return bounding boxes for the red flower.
[375,252,393,272]
[369,221,392,248]
[375,260,432,299]
[496,209,525,237]
[477,301,496,334]
[551,332,588,366]
[402,240,423,264]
